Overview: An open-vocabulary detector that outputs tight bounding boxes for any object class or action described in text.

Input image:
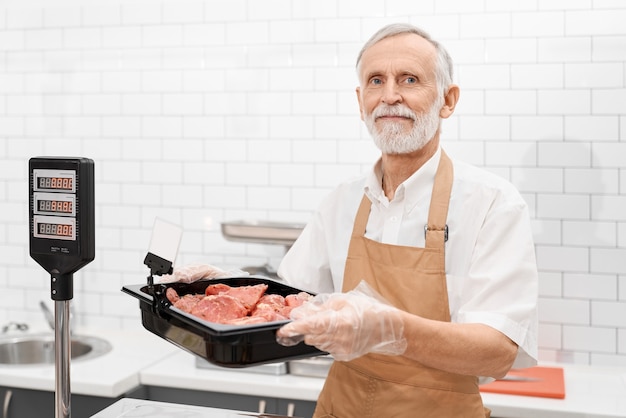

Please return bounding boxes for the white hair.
[356,23,454,97]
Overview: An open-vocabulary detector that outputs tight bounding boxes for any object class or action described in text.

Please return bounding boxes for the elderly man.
[276,23,538,418]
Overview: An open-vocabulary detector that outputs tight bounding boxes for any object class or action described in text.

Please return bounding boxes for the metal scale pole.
[52,273,73,418]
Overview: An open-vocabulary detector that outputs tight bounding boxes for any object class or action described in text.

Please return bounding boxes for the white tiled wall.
[0,0,625,367]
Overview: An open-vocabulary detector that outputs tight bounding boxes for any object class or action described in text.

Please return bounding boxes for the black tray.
[122,276,324,367]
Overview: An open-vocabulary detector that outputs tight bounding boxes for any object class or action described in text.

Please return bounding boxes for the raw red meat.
[281,292,313,318]
[190,294,248,323]
[173,294,204,312]
[204,283,231,296]
[166,287,180,303]
[258,294,285,305]
[166,288,204,312]
[251,294,289,322]
[164,283,311,326]
[285,291,312,307]
[204,283,269,311]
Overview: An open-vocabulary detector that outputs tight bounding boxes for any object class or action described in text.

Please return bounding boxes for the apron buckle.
[424,224,448,242]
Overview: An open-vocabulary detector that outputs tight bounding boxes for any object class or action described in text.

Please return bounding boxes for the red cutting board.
[479,366,565,399]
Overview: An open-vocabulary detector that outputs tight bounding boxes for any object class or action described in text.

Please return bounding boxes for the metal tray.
[289,355,334,378]
[221,220,304,246]
[121,276,324,367]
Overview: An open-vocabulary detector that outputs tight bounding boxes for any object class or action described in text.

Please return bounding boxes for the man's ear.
[439,84,460,119]
[356,86,365,121]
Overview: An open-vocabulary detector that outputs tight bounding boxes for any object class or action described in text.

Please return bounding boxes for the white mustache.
[372,105,416,120]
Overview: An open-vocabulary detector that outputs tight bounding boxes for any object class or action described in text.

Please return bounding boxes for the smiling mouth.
[376,115,413,122]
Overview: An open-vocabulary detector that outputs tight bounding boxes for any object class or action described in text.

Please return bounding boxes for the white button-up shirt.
[278,147,538,366]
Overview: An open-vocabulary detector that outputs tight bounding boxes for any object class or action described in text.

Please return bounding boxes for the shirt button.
[390,216,398,222]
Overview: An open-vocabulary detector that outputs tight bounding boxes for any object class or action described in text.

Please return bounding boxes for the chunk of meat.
[204,283,269,312]
[282,292,314,318]
[251,305,288,322]
[166,287,180,303]
[223,284,268,311]
[164,283,311,325]
[165,287,203,312]
[204,283,231,296]
[285,292,313,307]
[257,294,285,306]
[174,294,204,312]
[190,294,248,323]
[251,294,289,321]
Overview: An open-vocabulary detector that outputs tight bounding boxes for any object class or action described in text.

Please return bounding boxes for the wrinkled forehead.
[358,33,438,81]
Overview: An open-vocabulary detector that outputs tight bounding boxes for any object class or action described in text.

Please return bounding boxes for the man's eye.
[404,77,417,84]
[370,78,382,85]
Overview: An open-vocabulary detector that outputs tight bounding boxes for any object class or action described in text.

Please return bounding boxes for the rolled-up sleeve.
[453,186,538,367]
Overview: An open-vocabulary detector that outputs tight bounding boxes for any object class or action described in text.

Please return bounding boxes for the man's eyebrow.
[364,71,384,80]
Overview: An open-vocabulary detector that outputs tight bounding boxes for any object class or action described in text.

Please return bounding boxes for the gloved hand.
[157,263,248,284]
[276,281,407,361]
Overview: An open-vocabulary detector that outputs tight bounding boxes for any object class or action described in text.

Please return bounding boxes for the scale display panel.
[33,192,76,217]
[33,168,76,193]
[29,157,95,300]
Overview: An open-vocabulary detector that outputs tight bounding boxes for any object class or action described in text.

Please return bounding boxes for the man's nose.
[381,81,402,105]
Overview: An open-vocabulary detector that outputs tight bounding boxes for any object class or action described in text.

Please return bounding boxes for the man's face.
[356,33,444,154]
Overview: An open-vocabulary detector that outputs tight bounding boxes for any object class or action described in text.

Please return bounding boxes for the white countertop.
[482,365,626,418]
[92,398,254,418]
[141,351,626,418]
[141,351,323,401]
[2,324,626,418]
[0,326,177,398]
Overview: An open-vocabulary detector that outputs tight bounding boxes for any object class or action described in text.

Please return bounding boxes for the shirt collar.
[364,147,442,209]
[364,157,386,205]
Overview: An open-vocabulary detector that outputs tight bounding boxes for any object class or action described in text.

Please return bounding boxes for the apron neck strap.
[351,149,454,249]
[425,149,453,249]
[352,194,371,236]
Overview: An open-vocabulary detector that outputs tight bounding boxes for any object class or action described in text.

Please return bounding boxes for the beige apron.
[313,151,490,418]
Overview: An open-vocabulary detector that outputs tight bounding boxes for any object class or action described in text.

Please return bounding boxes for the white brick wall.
[0,0,625,367]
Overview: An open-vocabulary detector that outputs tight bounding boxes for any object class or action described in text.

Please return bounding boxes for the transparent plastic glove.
[157,263,249,284]
[276,281,407,361]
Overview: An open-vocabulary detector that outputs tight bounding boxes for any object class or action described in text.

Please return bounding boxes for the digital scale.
[29,157,95,418]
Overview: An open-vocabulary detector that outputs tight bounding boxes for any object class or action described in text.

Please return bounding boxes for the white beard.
[365,99,443,154]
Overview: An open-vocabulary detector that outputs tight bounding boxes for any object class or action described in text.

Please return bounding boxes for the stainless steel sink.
[0,333,112,365]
